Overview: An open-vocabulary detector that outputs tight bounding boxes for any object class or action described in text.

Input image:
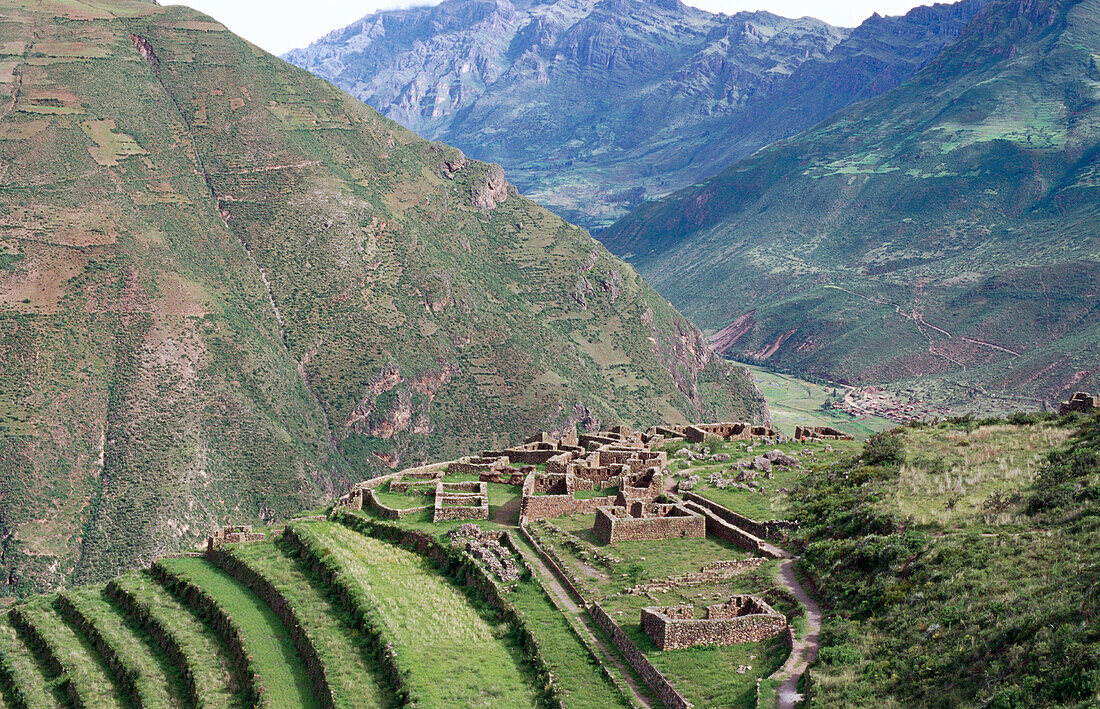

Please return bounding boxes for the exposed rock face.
[470,163,510,209]
[286,0,987,229]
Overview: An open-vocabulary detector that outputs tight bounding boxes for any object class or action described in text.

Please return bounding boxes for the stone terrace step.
[10,598,125,709]
[107,571,243,709]
[0,615,58,709]
[213,541,396,709]
[59,587,180,709]
[153,558,317,708]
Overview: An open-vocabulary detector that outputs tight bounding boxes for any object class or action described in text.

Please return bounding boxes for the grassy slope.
[791,413,1100,707]
[0,0,763,596]
[155,558,316,708]
[603,0,1100,412]
[220,541,395,709]
[109,571,243,709]
[291,521,539,707]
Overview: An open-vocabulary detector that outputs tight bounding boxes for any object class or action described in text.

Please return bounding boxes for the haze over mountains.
[0,0,762,593]
[604,0,1100,411]
[285,0,988,229]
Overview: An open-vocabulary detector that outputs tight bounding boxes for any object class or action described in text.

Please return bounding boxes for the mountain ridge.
[0,0,762,594]
[286,0,987,229]
[602,0,1100,412]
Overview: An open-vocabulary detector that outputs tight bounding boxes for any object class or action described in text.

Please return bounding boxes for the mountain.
[0,0,763,595]
[603,0,1100,412]
[285,0,987,229]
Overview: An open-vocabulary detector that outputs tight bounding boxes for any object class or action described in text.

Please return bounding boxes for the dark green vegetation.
[604,0,1100,414]
[285,0,986,229]
[0,0,765,595]
[791,412,1100,707]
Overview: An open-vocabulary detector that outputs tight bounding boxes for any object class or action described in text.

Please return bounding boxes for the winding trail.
[769,557,822,709]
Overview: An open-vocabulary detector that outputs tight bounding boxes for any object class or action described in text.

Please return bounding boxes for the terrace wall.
[589,603,693,709]
[682,492,798,540]
[519,494,616,523]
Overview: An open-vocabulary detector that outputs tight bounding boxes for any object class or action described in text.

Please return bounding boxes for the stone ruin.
[207,525,264,550]
[641,595,787,650]
[793,425,853,441]
[448,524,520,583]
[654,422,779,444]
[433,480,489,523]
[593,499,706,544]
[1059,392,1097,415]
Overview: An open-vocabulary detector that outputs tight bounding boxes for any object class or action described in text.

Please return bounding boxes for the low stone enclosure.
[594,500,707,544]
[793,425,854,441]
[1059,392,1097,415]
[433,480,489,522]
[641,595,787,650]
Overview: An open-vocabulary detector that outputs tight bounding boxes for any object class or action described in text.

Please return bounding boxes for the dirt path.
[769,558,822,709]
[516,542,656,709]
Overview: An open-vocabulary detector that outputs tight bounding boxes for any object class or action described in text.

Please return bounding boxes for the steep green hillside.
[286,0,985,229]
[604,0,1100,413]
[790,412,1100,707]
[0,0,763,595]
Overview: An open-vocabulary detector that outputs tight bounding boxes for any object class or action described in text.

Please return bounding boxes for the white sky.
[172,0,948,56]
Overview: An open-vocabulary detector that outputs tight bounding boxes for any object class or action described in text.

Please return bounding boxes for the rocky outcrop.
[470,163,510,209]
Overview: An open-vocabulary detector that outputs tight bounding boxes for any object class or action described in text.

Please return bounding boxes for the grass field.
[156,558,317,708]
[738,362,895,439]
[291,522,539,707]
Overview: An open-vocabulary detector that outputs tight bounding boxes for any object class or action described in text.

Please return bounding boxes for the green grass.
[290,521,540,707]
[155,558,317,708]
[61,585,183,709]
[13,597,125,709]
[0,614,58,709]
[220,541,395,708]
[108,571,243,709]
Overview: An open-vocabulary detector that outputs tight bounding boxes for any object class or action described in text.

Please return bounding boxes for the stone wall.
[364,489,429,520]
[520,494,616,523]
[682,492,797,540]
[590,603,693,709]
[432,482,489,522]
[449,455,511,476]
[593,503,706,544]
[641,596,786,650]
[1059,392,1097,415]
[793,425,854,441]
[624,557,768,595]
[681,500,773,556]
